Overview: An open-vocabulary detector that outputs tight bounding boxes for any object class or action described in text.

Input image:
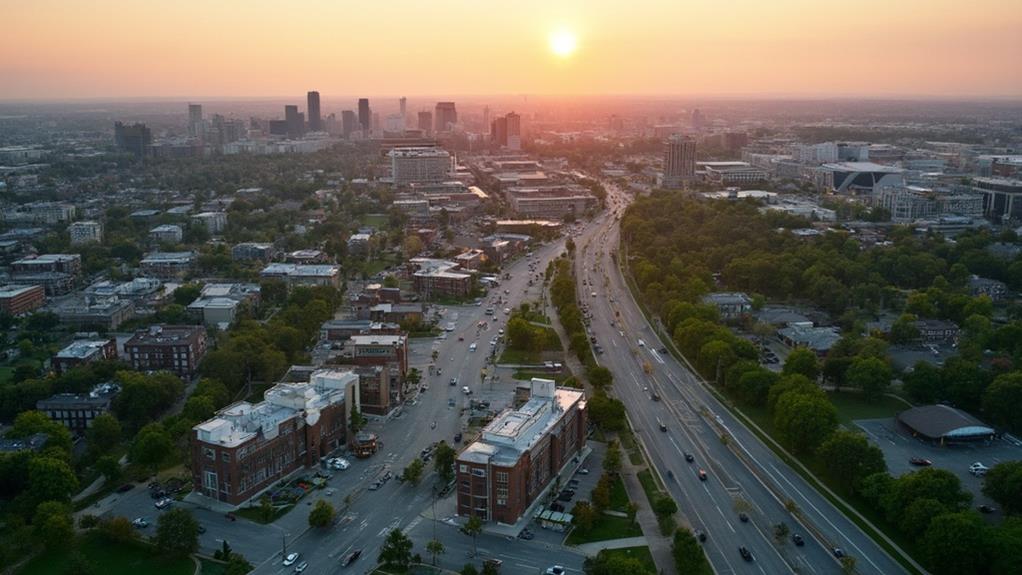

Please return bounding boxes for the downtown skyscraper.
[357,98,370,136]
[307,91,321,132]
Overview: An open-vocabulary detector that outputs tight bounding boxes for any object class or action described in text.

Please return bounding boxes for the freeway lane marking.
[768,462,883,573]
[515,563,538,570]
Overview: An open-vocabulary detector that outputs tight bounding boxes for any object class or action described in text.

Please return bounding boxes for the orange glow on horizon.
[0,0,1019,100]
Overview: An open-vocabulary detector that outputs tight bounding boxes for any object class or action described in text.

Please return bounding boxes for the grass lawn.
[609,474,630,511]
[827,391,912,426]
[619,430,645,466]
[361,213,389,228]
[637,468,663,507]
[18,532,194,575]
[566,514,643,545]
[498,348,542,364]
[235,503,294,524]
[600,546,656,572]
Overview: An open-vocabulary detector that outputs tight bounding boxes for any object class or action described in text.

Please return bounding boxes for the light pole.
[281,532,289,557]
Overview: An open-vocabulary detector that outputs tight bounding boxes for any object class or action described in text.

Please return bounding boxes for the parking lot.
[856,417,1022,515]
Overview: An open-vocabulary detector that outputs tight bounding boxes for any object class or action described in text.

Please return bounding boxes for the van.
[469,343,477,352]
[462,386,472,395]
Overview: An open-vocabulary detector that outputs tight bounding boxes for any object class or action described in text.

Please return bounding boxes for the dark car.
[454,432,463,443]
[684,453,694,463]
[979,505,997,514]
[116,483,134,493]
[698,469,707,481]
[651,393,661,402]
[792,533,804,546]
[739,546,753,562]
[342,549,362,567]
[909,457,932,466]
[832,548,846,559]
[738,512,749,523]
[658,348,668,354]
[224,512,237,521]
[695,529,707,542]
[197,524,206,534]
[549,502,565,512]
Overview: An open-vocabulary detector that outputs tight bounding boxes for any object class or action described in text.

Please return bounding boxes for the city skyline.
[2,0,1020,100]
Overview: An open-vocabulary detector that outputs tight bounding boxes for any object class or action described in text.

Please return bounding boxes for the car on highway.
[283,553,300,566]
[684,452,694,463]
[909,457,932,466]
[449,377,458,386]
[637,339,645,347]
[131,517,148,528]
[698,469,707,481]
[154,497,172,510]
[832,548,846,559]
[545,566,565,575]
[738,512,749,523]
[739,546,753,561]
[657,419,667,432]
[577,468,590,475]
[342,549,362,566]
[448,398,456,407]
[694,529,706,542]
[792,533,805,546]
[294,561,308,572]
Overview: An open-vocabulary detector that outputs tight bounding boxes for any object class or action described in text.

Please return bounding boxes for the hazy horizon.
[3,0,1020,101]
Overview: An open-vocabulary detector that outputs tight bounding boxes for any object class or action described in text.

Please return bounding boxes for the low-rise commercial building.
[408,258,473,299]
[124,324,208,377]
[0,284,45,315]
[697,161,768,185]
[191,211,227,234]
[344,334,409,376]
[55,297,135,330]
[190,369,359,506]
[140,251,195,278]
[702,292,753,321]
[231,242,277,262]
[68,221,103,245]
[10,254,81,295]
[149,224,184,244]
[457,379,587,524]
[777,322,841,356]
[260,263,341,288]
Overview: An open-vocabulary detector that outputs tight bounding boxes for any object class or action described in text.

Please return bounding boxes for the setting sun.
[549,29,578,58]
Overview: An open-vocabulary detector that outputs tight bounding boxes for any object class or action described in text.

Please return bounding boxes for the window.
[471,468,487,478]
[459,464,468,473]
[204,447,215,460]
[221,452,231,463]
[496,471,508,484]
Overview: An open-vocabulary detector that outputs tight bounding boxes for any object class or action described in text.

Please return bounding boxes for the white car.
[131,517,148,528]
[283,552,300,566]
[294,561,308,573]
[545,567,566,575]
[469,343,477,352]
[329,457,350,470]
[154,497,172,510]
[970,462,989,476]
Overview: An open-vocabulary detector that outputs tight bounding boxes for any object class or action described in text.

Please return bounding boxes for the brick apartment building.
[9,254,82,295]
[36,391,114,433]
[124,324,207,377]
[190,369,358,506]
[344,334,409,375]
[52,338,118,374]
[353,364,397,415]
[457,379,587,524]
[0,284,45,315]
[408,258,473,299]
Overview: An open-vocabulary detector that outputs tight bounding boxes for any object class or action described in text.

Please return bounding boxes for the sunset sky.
[2,0,1020,100]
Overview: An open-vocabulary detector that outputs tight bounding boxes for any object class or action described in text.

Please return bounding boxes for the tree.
[66,549,96,575]
[890,314,921,344]
[653,495,678,517]
[426,538,446,566]
[183,394,215,422]
[571,500,597,533]
[349,406,367,433]
[773,392,838,455]
[95,454,122,483]
[585,549,654,575]
[402,458,425,486]
[983,461,1022,515]
[460,565,479,575]
[591,474,612,512]
[129,423,174,474]
[156,508,200,557]
[736,368,779,406]
[86,413,121,455]
[815,430,886,492]
[308,499,336,528]
[766,374,822,413]
[403,235,424,259]
[28,456,78,503]
[782,348,820,381]
[224,555,254,575]
[434,441,457,484]
[462,515,483,557]
[587,365,613,388]
[378,528,414,570]
[586,392,626,431]
[33,500,74,549]
[98,516,136,543]
[921,512,989,575]
[603,442,622,475]
[258,495,274,523]
[846,357,892,403]
[671,528,712,575]
[983,373,1022,433]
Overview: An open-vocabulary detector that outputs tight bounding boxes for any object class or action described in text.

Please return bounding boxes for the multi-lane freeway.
[571,183,908,574]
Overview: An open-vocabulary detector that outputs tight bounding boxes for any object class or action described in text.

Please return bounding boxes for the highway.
[571,183,908,575]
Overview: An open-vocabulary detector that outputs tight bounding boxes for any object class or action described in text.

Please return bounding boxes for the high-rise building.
[663,135,696,189]
[482,106,490,131]
[188,104,203,139]
[285,105,304,138]
[491,117,507,147]
[506,112,521,151]
[341,110,356,138]
[418,111,433,135]
[358,98,370,135]
[307,91,321,132]
[434,102,457,133]
[114,122,152,159]
[399,97,407,119]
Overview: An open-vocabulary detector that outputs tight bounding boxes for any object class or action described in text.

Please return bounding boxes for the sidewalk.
[574,535,649,556]
[619,454,677,575]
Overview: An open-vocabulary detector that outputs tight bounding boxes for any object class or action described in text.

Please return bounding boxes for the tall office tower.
[663,135,696,189]
[284,105,304,138]
[418,111,433,136]
[114,122,152,159]
[399,97,407,118]
[188,104,203,139]
[506,111,521,151]
[491,116,507,147]
[434,102,457,133]
[358,98,370,135]
[307,91,321,132]
[341,110,356,139]
[372,112,380,135]
[482,106,490,131]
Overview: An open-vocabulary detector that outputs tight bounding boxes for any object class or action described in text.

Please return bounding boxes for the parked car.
[224,512,237,521]
[197,524,206,534]
[283,552,300,566]
[577,468,590,475]
[909,457,932,466]
[116,483,134,493]
[454,432,463,443]
[294,561,308,573]
[131,517,148,528]
[979,504,997,513]
[970,462,989,476]
[154,497,172,510]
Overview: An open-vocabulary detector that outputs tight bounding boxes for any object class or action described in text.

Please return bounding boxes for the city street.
[572,183,908,574]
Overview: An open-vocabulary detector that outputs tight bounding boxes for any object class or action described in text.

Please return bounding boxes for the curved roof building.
[898,405,995,443]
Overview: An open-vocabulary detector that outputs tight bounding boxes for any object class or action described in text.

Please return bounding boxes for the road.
[572,183,908,574]
[248,239,579,575]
